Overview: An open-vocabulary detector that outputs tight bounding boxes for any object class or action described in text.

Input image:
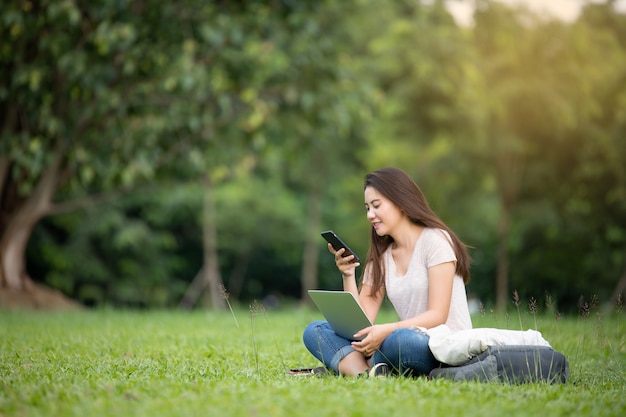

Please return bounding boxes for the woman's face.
[364,186,404,236]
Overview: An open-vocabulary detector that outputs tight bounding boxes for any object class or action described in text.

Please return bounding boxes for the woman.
[302,167,472,377]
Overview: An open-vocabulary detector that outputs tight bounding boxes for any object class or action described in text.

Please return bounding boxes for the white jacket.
[422,324,552,365]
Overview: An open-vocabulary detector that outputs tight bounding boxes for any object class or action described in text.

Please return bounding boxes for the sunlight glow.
[445,0,626,26]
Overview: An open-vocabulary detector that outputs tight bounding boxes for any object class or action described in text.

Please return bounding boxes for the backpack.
[428,345,569,384]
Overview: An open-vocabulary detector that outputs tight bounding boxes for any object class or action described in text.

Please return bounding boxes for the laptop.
[308,290,373,340]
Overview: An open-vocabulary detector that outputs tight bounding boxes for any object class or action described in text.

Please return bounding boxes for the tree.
[246,0,373,302]
[471,0,626,310]
[167,0,374,306]
[1,0,176,293]
[1,0,376,308]
[352,0,491,272]
[509,1,626,309]
[579,0,626,309]
[0,0,281,303]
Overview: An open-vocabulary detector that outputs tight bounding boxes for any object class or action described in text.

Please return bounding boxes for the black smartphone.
[286,368,316,376]
[286,367,328,376]
[321,230,360,264]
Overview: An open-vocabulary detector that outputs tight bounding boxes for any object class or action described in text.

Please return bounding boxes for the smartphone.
[286,368,317,376]
[321,230,360,264]
[286,367,329,376]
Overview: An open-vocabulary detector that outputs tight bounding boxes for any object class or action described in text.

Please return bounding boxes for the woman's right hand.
[328,243,360,278]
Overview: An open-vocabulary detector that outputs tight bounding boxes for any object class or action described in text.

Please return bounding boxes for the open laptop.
[308,290,373,340]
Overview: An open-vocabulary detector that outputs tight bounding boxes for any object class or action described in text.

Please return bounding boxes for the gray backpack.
[428,345,569,384]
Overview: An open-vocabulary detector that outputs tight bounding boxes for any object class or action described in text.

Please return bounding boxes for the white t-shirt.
[364,228,472,332]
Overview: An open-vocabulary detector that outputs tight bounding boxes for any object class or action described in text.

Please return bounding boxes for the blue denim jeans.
[302,320,439,376]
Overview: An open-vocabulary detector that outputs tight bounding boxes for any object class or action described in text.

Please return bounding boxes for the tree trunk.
[300,184,322,305]
[610,248,626,309]
[178,174,227,310]
[495,198,510,313]
[201,174,226,309]
[0,146,64,291]
[492,131,523,313]
[178,267,206,309]
[0,157,9,202]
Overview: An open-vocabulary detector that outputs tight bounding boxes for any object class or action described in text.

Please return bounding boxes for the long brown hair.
[361,167,471,293]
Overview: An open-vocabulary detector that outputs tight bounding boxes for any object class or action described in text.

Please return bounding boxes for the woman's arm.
[408,261,455,327]
[358,283,385,324]
[329,243,360,297]
[394,261,456,330]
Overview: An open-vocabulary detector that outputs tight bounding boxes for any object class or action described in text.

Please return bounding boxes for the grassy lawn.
[1,305,624,417]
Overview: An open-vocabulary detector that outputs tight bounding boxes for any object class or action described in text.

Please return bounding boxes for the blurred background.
[1,0,624,314]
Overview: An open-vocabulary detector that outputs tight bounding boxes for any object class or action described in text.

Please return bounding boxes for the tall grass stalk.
[259,305,288,371]
[219,284,239,329]
[249,299,267,374]
[528,296,538,329]
[513,289,523,329]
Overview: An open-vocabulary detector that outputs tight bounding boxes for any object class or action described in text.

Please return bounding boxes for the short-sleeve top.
[364,228,472,331]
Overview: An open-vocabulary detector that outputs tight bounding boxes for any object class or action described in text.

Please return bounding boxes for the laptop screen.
[308,290,373,340]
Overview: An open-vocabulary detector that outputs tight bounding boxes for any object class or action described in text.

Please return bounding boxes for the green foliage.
[28,175,308,306]
[5,0,626,308]
[1,309,625,417]
[468,1,626,308]
[28,190,194,307]
[2,0,178,190]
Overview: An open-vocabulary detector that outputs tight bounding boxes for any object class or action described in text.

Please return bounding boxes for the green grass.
[1,306,624,417]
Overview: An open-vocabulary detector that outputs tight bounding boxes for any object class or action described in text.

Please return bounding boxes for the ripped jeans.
[302,320,438,375]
